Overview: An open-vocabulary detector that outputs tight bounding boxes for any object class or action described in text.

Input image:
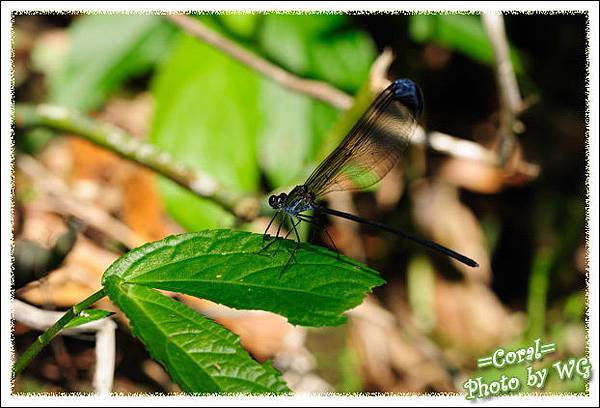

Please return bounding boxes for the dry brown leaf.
[434,277,524,357]
[142,360,180,393]
[410,180,491,283]
[437,143,539,194]
[67,137,123,183]
[19,207,67,247]
[348,297,455,393]
[60,94,173,241]
[120,166,170,241]
[18,235,116,308]
[374,166,405,210]
[437,156,506,194]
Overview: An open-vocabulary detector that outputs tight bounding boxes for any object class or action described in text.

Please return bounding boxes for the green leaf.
[50,15,176,111]
[218,14,260,40]
[102,279,290,394]
[408,14,523,74]
[257,92,341,189]
[308,30,376,91]
[103,230,384,327]
[257,14,376,91]
[310,100,341,159]
[255,14,371,188]
[157,178,235,232]
[257,80,313,188]
[64,309,114,329]
[150,34,261,231]
[257,15,312,74]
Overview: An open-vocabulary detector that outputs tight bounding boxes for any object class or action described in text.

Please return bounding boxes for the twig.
[15,104,260,220]
[482,13,523,165]
[12,289,107,379]
[13,299,116,395]
[413,127,500,165]
[93,314,116,395]
[17,154,146,249]
[368,47,395,92]
[165,14,353,110]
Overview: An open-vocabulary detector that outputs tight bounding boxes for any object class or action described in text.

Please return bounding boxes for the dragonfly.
[262,78,479,268]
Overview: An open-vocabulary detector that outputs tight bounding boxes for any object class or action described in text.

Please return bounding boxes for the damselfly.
[263,79,478,268]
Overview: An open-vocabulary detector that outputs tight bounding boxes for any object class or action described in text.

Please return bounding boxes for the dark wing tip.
[391,78,424,119]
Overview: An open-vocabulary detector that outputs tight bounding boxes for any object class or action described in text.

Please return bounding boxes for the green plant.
[14,12,551,395]
[13,230,383,393]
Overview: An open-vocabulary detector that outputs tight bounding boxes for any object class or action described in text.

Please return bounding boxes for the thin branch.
[412,127,500,165]
[93,315,116,395]
[15,104,261,220]
[482,13,523,165]
[166,14,353,110]
[13,299,116,394]
[12,289,107,379]
[368,47,396,92]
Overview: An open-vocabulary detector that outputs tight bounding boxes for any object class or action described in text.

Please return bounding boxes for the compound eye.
[268,195,277,207]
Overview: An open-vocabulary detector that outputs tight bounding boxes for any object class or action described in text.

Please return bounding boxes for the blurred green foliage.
[305,326,363,393]
[48,15,177,111]
[150,34,261,230]
[407,256,437,333]
[257,14,375,91]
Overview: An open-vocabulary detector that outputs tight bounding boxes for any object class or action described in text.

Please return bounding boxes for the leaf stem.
[482,13,523,166]
[526,247,552,339]
[12,288,107,378]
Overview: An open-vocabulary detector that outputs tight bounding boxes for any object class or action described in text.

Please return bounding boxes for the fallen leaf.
[410,180,491,283]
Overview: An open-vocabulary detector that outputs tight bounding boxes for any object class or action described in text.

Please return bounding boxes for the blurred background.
[12,12,588,394]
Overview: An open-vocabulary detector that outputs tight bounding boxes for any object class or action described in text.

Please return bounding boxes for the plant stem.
[15,104,261,220]
[12,288,107,378]
[166,14,353,110]
[526,247,552,339]
[482,13,523,166]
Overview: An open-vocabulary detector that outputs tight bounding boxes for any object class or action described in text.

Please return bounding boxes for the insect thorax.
[283,185,315,215]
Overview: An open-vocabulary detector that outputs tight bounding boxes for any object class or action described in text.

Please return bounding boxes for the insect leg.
[262,211,279,242]
[280,215,302,276]
[296,214,340,254]
[259,212,284,254]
